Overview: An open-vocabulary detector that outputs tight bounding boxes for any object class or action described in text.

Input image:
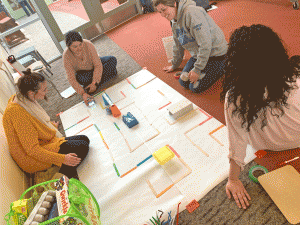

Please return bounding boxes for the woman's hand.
[163,65,174,73]
[226,179,251,209]
[189,70,199,84]
[51,121,59,128]
[82,93,94,106]
[85,82,97,93]
[63,153,81,166]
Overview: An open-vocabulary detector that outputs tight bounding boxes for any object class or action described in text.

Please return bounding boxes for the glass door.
[0,0,62,62]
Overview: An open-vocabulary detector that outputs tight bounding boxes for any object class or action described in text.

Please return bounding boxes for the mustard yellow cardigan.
[3,95,67,173]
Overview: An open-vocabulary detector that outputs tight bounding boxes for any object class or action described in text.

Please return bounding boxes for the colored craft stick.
[157,90,165,96]
[126,78,136,89]
[158,102,172,110]
[120,166,137,178]
[198,108,213,118]
[178,158,192,172]
[94,124,100,132]
[113,163,120,177]
[198,117,213,126]
[74,124,94,135]
[210,135,224,146]
[64,116,90,131]
[209,124,225,135]
[120,91,126,97]
[185,134,209,157]
[147,179,158,196]
[64,123,77,131]
[126,78,131,84]
[174,167,192,184]
[93,90,105,98]
[77,116,89,124]
[99,131,104,140]
[56,112,63,117]
[137,155,153,167]
[114,122,120,130]
[167,145,180,158]
[156,184,174,198]
[103,140,109,149]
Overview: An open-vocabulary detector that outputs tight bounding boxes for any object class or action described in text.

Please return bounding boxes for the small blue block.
[122,112,139,128]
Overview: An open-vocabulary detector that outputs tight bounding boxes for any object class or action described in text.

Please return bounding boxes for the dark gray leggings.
[58,135,90,179]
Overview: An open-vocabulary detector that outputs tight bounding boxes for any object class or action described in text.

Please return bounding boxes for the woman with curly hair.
[220,24,300,209]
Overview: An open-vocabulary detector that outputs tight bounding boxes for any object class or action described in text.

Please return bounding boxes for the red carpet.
[106,0,300,125]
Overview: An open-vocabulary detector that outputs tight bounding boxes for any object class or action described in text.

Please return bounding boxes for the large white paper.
[61,72,257,225]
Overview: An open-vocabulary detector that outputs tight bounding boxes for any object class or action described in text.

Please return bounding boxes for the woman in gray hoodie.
[154,0,228,93]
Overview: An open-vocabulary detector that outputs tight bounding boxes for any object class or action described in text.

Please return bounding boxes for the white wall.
[0,100,26,222]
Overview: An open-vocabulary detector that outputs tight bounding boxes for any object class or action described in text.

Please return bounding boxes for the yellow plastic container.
[153,146,175,165]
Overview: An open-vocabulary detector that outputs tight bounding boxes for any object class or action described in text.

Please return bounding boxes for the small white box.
[168,99,193,120]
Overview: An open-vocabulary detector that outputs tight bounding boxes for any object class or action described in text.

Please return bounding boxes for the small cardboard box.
[168,99,193,120]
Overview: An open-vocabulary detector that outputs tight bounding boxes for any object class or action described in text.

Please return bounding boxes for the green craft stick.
[94,124,100,132]
[93,90,105,97]
[114,122,120,130]
[113,163,120,177]
[149,219,156,225]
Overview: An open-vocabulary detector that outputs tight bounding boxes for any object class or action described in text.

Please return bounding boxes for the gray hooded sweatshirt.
[171,0,228,76]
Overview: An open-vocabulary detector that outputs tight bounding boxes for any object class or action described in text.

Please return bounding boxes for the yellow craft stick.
[146,179,158,196]
[209,124,225,135]
[156,184,175,198]
[99,131,104,140]
[185,134,209,157]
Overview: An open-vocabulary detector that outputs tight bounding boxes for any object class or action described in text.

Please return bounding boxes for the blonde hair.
[153,0,176,8]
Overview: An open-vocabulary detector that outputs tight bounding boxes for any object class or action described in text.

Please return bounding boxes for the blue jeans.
[75,56,118,95]
[58,135,90,179]
[179,55,226,93]
[19,0,35,16]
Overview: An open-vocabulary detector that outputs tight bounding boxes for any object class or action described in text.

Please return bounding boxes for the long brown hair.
[220,24,298,132]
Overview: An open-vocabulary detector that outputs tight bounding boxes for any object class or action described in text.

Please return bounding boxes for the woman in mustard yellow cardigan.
[2,69,89,179]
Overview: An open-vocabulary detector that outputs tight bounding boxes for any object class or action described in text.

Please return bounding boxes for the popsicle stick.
[174,169,192,184]
[120,166,137,178]
[178,157,192,172]
[74,124,93,135]
[147,179,158,197]
[156,184,175,198]
[198,108,213,118]
[209,124,225,135]
[185,134,209,157]
[210,135,224,146]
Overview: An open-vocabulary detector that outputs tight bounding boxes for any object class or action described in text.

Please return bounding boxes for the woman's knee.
[110,56,117,66]
[80,135,90,145]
